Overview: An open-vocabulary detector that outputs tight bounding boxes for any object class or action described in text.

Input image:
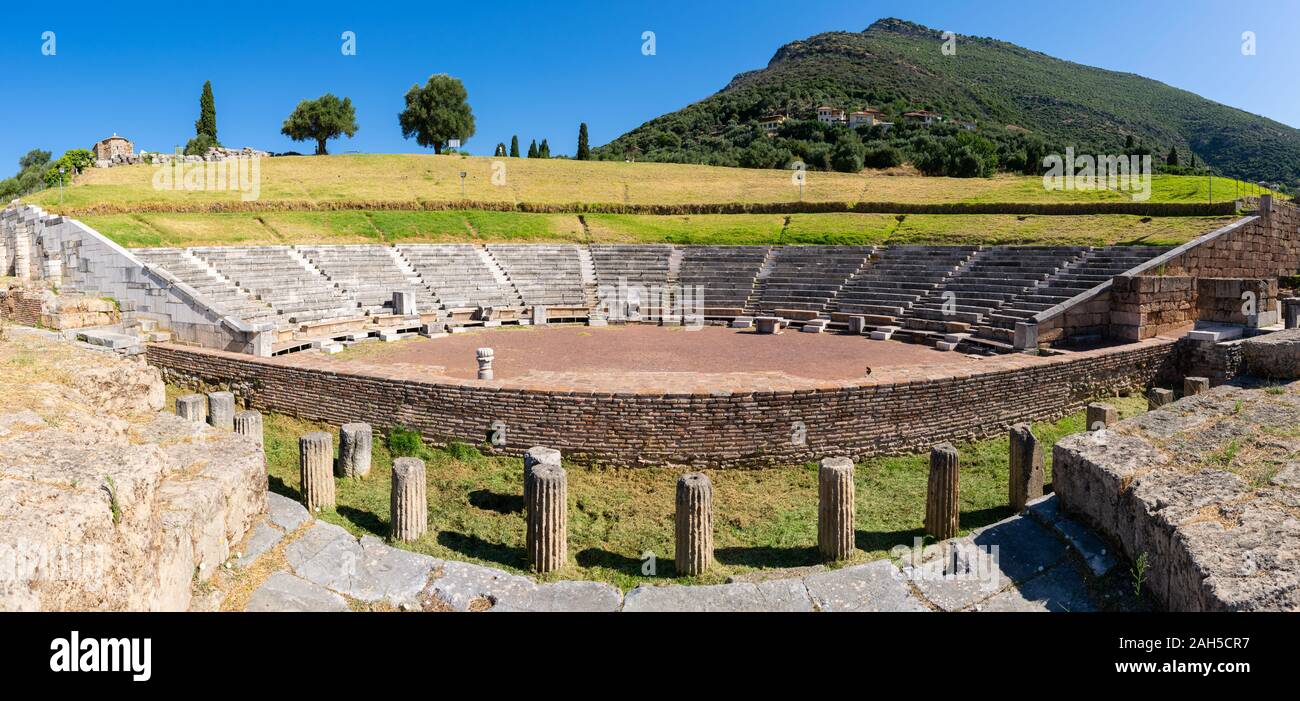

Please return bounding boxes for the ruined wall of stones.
[1,203,262,352]
[1196,277,1277,325]
[0,285,45,326]
[1109,275,1197,341]
[1109,276,1279,341]
[1146,200,1300,278]
[147,339,1178,467]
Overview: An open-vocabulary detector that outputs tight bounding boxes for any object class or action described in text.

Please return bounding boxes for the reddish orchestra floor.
[323,324,983,390]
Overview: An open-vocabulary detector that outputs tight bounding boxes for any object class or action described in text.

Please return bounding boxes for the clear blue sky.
[1,0,1297,169]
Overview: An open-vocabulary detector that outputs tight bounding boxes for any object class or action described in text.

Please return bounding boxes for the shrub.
[863,144,903,169]
[446,441,482,461]
[386,426,426,458]
[183,133,219,156]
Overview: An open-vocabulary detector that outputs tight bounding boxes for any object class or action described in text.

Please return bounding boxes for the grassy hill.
[597,18,1300,187]
[29,153,1270,214]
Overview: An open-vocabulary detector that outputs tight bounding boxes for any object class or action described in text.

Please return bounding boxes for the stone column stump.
[817,457,855,561]
[176,394,206,423]
[337,423,373,478]
[1086,403,1118,431]
[525,462,568,573]
[1148,387,1175,410]
[1183,376,1210,397]
[675,472,714,576]
[523,446,561,505]
[925,443,960,541]
[234,410,263,449]
[1008,424,1044,513]
[477,347,495,380]
[1284,297,1300,329]
[390,457,428,542]
[299,432,335,512]
[207,391,236,431]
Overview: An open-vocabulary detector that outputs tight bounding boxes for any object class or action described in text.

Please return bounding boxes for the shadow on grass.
[337,504,386,536]
[268,474,299,502]
[575,548,651,576]
[715,545,820,569]
[437,531,527,570]
[468,489,523,514]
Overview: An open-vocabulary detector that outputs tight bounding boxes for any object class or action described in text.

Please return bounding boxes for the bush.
[42,149,96,187]
[386,426,426,458]
[863,144,903,169]
[446,441,482,461]
[830,137,865,173]
[184,133,220,156]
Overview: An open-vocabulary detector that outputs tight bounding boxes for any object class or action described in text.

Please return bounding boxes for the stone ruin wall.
[0,336,266,611]
[1108,276,1278,342]
[1,202,263,352]
[1037,199,1299,346]
[147,337,1178,468]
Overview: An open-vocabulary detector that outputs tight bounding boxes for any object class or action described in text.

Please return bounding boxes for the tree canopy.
[397,74,475,154]
[281,93,360,155]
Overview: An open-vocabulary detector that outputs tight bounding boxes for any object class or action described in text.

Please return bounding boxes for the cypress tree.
[539,139,550,158]
[494,142,507,157]
[1166,145,1179,167]
[196,81,218,141]
[510,135,520,158]
[527,139,538,158]
[576,123,590,160]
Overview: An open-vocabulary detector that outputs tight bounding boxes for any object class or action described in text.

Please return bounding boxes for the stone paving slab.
[245,571,350,612]
[424,560,537,611]
[623,579,814,612]
[492,580,624,612]
[971,563,1098,613]
[801,560,927,612]
[233,522,284,570]
[230,492,1118,612]
[267,492,310,532]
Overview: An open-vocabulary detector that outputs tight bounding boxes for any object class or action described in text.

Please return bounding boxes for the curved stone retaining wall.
[147,338,1178,467]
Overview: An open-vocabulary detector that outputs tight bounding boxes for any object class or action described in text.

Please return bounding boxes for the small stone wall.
[1109,276,1278,341]
[147,337,1178,467]
[1054,384,1300,611]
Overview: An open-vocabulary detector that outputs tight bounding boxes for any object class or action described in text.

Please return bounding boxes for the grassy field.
[28,153,1279,211]
[84,210,1234,248]
[223,385,1148,590]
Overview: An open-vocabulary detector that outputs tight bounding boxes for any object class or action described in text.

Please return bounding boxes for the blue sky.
[1,0,1297,170]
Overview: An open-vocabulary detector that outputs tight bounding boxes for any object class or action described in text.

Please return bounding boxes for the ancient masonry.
[148,337,1177,467]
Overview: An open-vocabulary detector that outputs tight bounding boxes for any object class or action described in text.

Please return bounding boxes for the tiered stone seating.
[192,246,360,325]
[675,246,769,318]
[903,246,1087,327]
[590,244,673,316]
[833,246,979,320]
[133,248,278,324]
[487,244,587,308]
[298,245,440,316]
[397,244,522,311]
[753,246,874,318]
[979,245,1169,338]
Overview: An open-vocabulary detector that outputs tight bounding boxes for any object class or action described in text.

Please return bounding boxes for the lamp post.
[58,167,65,204]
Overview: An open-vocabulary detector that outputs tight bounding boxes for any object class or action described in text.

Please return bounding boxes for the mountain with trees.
[596,18,1300,189]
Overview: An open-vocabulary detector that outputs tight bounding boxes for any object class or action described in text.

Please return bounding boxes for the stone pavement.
[233,492,1126,612]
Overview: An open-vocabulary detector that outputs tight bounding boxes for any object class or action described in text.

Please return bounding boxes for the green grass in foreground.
[85,210,1235,249]
[205,385,1147,589]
